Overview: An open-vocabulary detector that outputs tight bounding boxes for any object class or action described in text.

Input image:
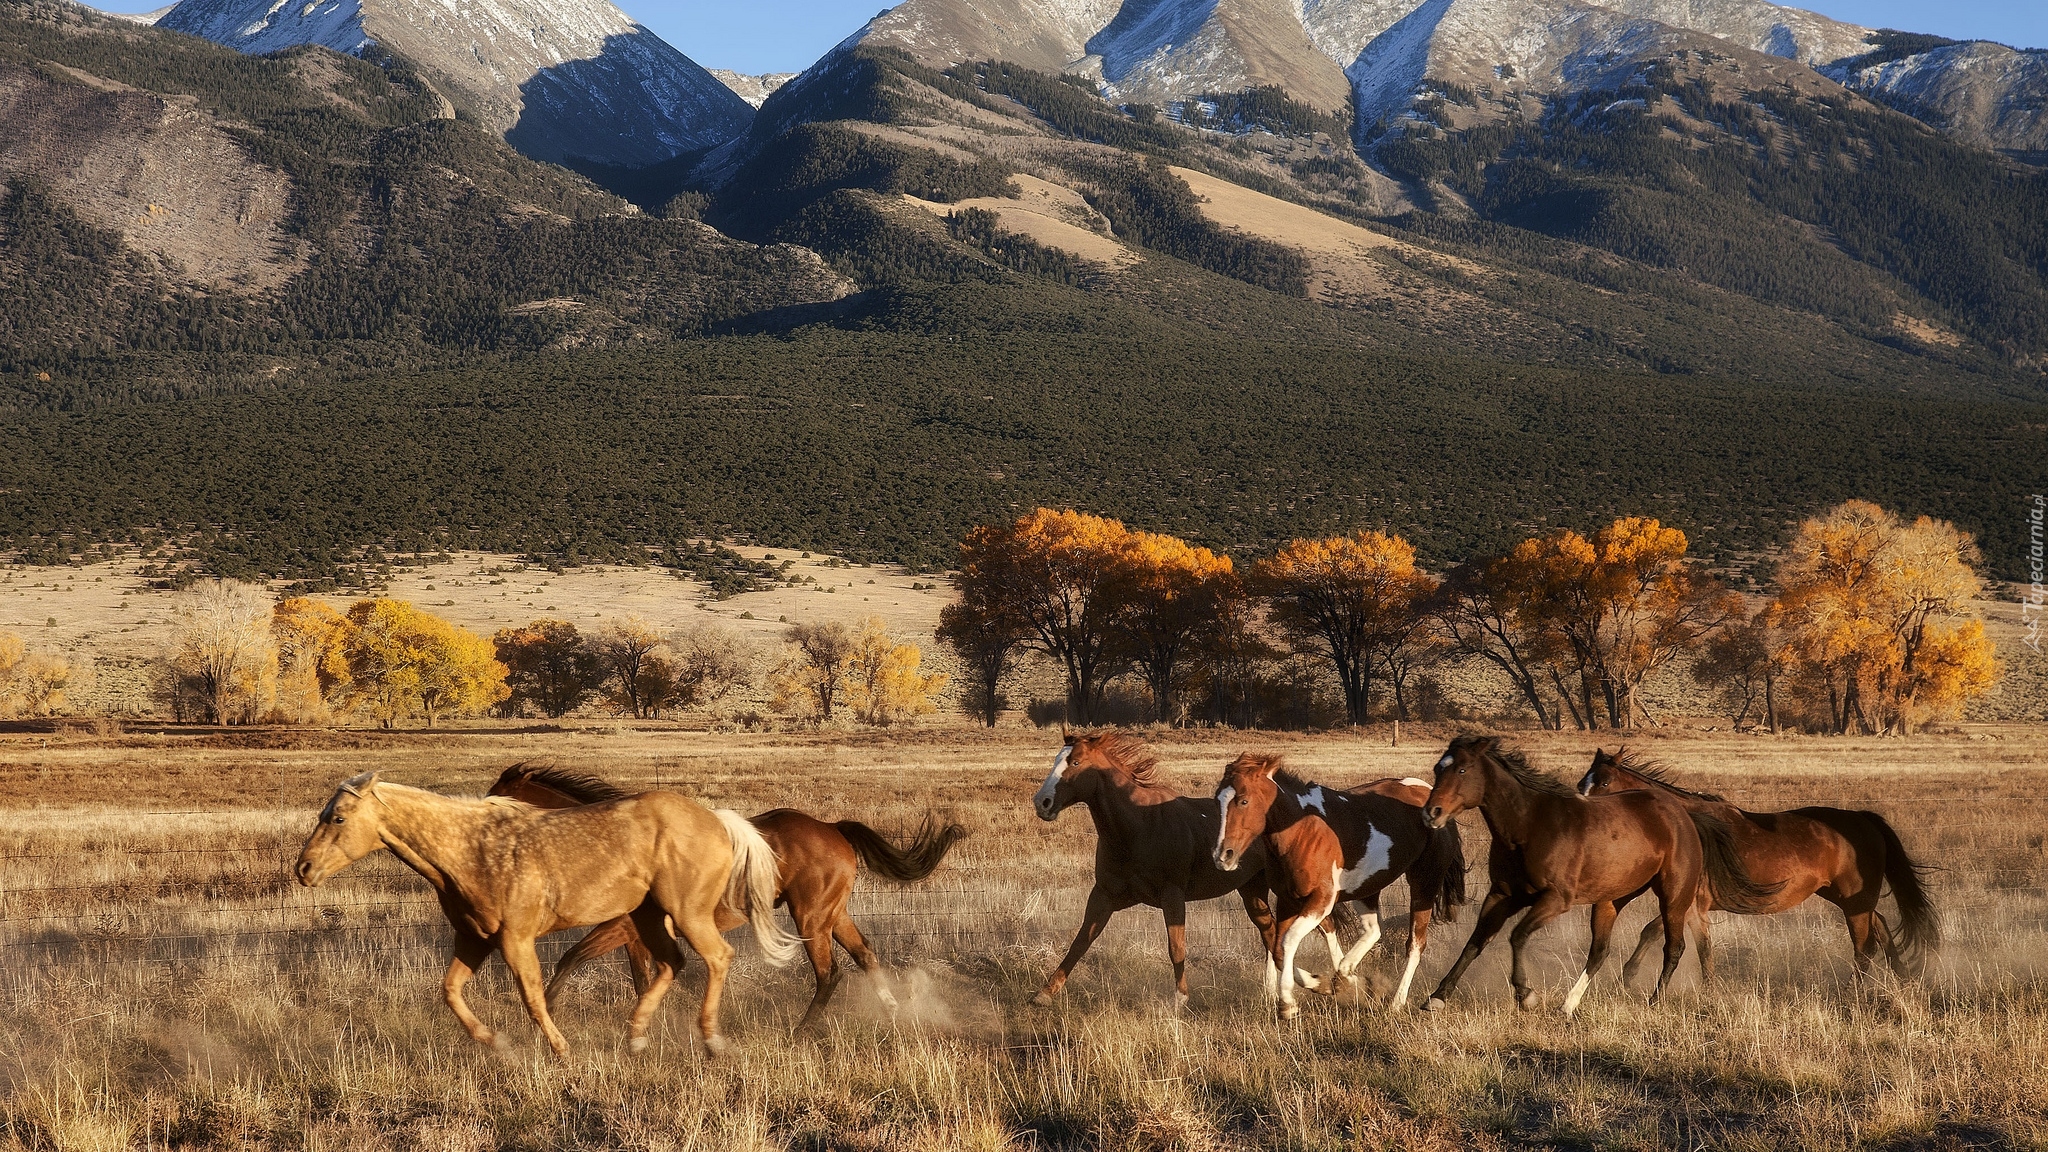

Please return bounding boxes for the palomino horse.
[1421,736,1781,1015]
[1031,731,1289,1012]
[1210,753,1466,1017]
[489,763,966,1033]
[1576,749,1936,981]
[296,772,798,1057]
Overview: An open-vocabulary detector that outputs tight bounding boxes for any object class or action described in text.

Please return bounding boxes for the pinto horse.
[489,763,965,1033]
[1421,736,1781,1015]
[296,771,799,1057]
[1576,749,1936,981]
[1030,731,1300,1012]
[1210,753,1466,1018]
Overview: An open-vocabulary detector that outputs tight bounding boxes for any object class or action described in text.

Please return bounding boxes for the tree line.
[938,503,1999,734]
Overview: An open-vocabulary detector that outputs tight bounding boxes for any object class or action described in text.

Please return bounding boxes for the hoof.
[1423,997,1446,1013]
[1030,991,1055,1008]
[1277,1001,1302,1021]
[629,1036,650,1054]
[1517,991,1542,1012]
[485,1032,510,1053]
[702,1033,731,1059]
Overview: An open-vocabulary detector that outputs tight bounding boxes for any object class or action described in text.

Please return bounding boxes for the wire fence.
[4,794,2046,978]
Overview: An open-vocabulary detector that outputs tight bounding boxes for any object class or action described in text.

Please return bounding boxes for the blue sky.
[104,0,2046,73]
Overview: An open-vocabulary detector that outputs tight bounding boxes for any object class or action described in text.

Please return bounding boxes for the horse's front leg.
[1161,887,1190,1014]
[442,930,502,1049]
[1507,890,1572,1011]
[502,932,572,1057]
[1238,879,1280,996]
[1275,893,1333,1021]
[1034,885,1124,1006]
[1426,888,1530,1010]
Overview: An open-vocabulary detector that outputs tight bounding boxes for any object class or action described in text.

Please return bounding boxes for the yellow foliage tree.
[1772,500,1998,733]
[1253,530,1437,726]
[343,600,508,728]
[1114,532,1234,725]
[846,616,946,727]
[166,579,278,725]
[274,598,351,723]
[771,620,857,721]
[0,632,71,719]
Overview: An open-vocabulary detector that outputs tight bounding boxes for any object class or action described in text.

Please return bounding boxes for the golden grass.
[2,724,2045,1150]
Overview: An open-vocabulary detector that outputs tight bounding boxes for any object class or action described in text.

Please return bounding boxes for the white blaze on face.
[1436,752,1455,771]
[1033,746,1072,820]
[1213,785,1236,864]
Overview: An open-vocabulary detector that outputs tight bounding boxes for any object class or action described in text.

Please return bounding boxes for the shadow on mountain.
[1088,0,1220,83]
[561,148,711,213]
[1346,0,1453,133]
[508,29,751,169]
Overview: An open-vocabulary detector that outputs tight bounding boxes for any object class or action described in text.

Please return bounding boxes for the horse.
[1420,736,1781,1015]
[1030,730,1296,1012]
[1576,748,1936,981]
[295,771,799,1057]
[1210,753,1466,1018]
[488,762,966,1034]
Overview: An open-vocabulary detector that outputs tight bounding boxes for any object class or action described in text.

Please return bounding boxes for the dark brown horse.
[489,763,965,1033]
[1576,749,1936,981]
[1030,731,1292,1012]
[1210,754,1466,1017]
[1421,736,1781,1015]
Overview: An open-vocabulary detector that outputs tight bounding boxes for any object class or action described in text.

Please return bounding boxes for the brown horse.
[1210,754,1466,1017]
[1576,749,1936,981]
[1421,736,1781,1015]
[1030,731,1289,1012]
[296,772,798,1057]
[489,763,965,1034]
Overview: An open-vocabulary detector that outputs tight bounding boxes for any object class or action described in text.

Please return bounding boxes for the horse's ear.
[340,770,380,796]
[1060,724,1074,744]
[1256,756,1280,779]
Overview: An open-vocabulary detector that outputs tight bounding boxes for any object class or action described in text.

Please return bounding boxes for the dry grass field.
[1,722,2044,1150]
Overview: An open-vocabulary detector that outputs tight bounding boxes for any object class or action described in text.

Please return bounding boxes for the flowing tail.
[835,814,968,885]
[1869,812,1939,975]
[1690,812,1786,915]
[1421,821,1467,923]
[715,809,804,967]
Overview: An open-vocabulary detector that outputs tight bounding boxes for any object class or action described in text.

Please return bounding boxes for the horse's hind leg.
[1162,888,1191,1014]
[502,933,572,1057]
[624,903,682,1053]
[1389,907,1431,1010]
[668,906,736,1057]
[834,915,896,1013]
[1508,891,1572,1011]
[792,921,842,1035]
[442,931,502,1049]
[1649,884,1693,1007]
[1562,900,1620,1018]
[544,915,647,1009]
[1619,917,1664,988]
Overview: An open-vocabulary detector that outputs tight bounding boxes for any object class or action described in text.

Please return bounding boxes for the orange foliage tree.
[275,597,351,723]
[1113,531,1235,725]
[343,600,508,728]
[493,619,606,718]
[1253,530,1437,726]
[1771,500,1998,733]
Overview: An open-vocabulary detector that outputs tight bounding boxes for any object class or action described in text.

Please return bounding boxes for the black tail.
[1690,812,1786,915]
[1419,822,1467,924]
[836,814,967,885]
[1868,813,1939,975]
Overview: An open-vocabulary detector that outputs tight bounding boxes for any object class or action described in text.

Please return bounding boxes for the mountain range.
[1,0,2044,581]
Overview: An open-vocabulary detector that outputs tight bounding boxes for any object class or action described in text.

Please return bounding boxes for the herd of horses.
[295,732,1936,1057]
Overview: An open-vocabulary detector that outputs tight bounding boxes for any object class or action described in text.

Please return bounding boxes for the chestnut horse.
[1576,749,1936,981]
[489,763,965,1033]
[296,771,798,1057]
[1421,736,1781,1015]
[1031,731,1298,1012]
[1210,753,1466,1017]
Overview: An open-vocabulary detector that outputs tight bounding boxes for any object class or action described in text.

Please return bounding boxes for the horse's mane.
[1226,752,1318,794]
[1080,732,1162,787]
[502,761,630,804]
[1607,749,1726,803]
[1472,739,1580,800]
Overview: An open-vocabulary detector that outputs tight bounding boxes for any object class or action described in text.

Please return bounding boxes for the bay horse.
[1210,753,1467,1018]
[296,771,798,1057]
[1576,748,1936,981]
[1031,731,1297,1012]
[489,763,966,1033]
[1420,736,1781,1015]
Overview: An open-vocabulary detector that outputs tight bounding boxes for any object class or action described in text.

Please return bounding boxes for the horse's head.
[1211,752,1281,871]
[1032,729,1086,821]
[1424,735,1495,829]
[296,771,388,887]
[1033,729,1158,821]
[1576,748,1632,797]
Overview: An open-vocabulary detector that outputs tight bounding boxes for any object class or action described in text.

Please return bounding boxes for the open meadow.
[1,721,2044,1150]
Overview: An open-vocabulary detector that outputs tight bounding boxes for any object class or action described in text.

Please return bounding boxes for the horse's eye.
[332,815,346,825]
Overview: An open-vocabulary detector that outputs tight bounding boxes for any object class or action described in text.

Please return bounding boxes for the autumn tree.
[344,600,508,728]
[1253,530,1437,726]
[846,617,947,726]
[663,622,757,713]
[0,632,71,719]
[589,617,668,720]
[493,620,606,718]
[952,509,1134,725]
[1114,532,1233,724]
[1691,608,1786,732]
[1188,573,1276,729]
[936,580,1025,726]
[167,579,278,725]
[774,620,858,721]
[1431,557,1562,729]
[1772,500,1998,733]
[275,597,351,723]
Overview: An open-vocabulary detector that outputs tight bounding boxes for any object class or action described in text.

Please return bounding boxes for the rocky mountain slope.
[1831,37,2048,156]
[155,0,752,166]
[710,69,797,107]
